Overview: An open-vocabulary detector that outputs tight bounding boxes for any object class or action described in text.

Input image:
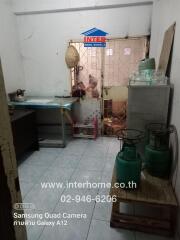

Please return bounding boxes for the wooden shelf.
[73,117,98,139]
[73,134,95,139]
[73,123,94,128]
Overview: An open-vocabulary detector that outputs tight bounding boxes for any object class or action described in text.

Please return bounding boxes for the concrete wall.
[12,0,153,14]
[0,0,24,93]
[12,1,153,96]
[150,0,180,238]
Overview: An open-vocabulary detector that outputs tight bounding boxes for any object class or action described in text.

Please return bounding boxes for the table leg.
[61,109,66,147]
[64,110,74,125]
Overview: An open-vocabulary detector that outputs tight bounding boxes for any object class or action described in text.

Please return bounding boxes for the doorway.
[70,37,148,136]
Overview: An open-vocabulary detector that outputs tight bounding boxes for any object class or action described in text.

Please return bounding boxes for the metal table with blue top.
[9,97,78,148]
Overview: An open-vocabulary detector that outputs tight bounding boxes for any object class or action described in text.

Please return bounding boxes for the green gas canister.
[115,129,144,188]
[145,123,174,178]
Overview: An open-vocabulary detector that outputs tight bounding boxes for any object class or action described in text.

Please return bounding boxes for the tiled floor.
[18,137,174,240]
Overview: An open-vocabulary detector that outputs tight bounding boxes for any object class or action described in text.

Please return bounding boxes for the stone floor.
[18,137,174,240]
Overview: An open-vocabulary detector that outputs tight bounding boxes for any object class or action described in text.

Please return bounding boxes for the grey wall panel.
[127,85,170,131]
[127,85,170,158]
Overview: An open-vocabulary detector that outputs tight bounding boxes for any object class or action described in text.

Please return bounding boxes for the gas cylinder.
[145,123,174,178]
[115,129,144,188]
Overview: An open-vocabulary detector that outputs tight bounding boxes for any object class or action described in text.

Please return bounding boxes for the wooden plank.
[140,171,166,204]
[158,23,176,74]
[110,202,174,237]
[110,167,178,206]
[110,220,173,237]
[112,212,171,229]
[109,168,127,200]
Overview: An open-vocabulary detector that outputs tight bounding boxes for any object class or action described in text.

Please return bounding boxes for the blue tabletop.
[9,97,78,111]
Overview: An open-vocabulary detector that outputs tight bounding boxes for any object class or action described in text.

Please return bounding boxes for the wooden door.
[0,60,27,239]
